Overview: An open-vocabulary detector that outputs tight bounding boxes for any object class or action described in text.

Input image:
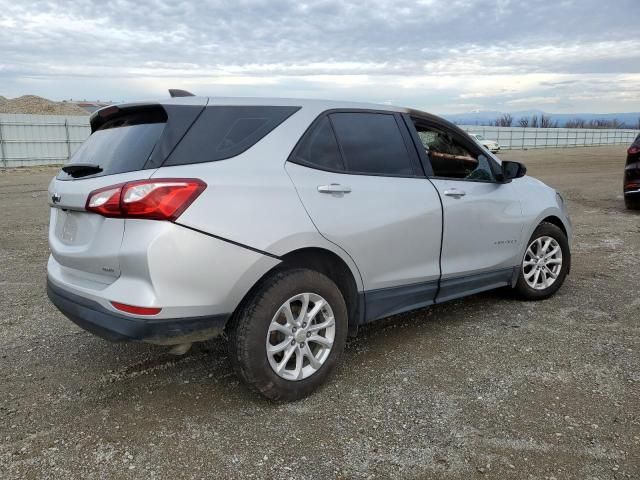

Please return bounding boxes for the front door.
[406,116,526,302]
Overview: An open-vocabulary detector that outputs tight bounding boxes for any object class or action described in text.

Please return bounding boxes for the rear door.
[48,102,204,283]
[405,115,525,301]
[286,110,443,321]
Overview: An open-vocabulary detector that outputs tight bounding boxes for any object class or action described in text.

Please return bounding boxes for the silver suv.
[47,95,572,400]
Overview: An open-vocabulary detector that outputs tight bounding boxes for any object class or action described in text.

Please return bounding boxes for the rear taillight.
[86,185,123,216]
[629,146,640,155]
[86,178,206,221]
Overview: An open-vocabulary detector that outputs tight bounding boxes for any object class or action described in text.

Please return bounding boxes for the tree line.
[491,113,640,129]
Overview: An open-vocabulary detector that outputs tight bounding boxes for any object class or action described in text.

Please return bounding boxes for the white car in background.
[469,133,500,153]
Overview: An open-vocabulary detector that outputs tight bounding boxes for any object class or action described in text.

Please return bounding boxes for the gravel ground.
[1,146,639,479]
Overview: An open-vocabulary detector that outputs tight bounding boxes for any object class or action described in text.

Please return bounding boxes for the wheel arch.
[227,246,363,338]
[540,215,571,274]
[518,213,571,277]
[279,248,361,335]
[540,215,568,237]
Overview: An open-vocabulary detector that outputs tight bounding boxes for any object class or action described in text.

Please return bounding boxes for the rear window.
[57,124,165,180]
[57,107,167,180]
[58,104,299,179]
[163,105,300,166]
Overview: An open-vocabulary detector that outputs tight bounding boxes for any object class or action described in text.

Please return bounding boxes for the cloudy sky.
[1,0,639,113]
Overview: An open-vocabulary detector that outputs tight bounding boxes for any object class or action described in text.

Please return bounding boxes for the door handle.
[443,188,466,197]
[317,184,352,194]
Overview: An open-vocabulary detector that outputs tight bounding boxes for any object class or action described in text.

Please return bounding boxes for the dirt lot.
[1,146,638,479]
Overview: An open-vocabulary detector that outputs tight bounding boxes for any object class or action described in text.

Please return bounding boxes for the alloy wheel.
[522,235,563,290]
[266,293,336,381]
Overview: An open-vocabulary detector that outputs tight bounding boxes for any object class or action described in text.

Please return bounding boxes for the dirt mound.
[0,95,89,116]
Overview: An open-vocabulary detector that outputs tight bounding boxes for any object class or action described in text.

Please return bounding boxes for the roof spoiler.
[169,89,195,98]
[89,103,167,132]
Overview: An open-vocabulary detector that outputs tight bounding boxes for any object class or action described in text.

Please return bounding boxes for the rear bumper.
[47,279,229,345]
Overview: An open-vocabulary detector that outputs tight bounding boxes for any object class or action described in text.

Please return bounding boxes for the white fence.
[0,114,638,167]
[0,114,90,167]
[459,125,639,150]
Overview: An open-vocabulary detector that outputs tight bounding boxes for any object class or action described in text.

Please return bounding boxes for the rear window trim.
[287,108,426,179]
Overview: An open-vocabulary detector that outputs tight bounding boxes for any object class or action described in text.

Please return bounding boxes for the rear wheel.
[625,196,640,210]
[228,268,348,401]
[513,222,570,300]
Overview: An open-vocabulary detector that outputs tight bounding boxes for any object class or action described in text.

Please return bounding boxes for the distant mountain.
[442,110,640,128]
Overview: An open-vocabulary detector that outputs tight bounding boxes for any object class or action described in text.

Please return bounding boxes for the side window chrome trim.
[288,161,426,179]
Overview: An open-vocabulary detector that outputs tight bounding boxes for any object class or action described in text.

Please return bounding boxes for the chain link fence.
[0,114,90,167]
[0,114,638,168]
[459,125,639,150]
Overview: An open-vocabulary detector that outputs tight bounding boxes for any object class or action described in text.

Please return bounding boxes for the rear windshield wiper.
[61,163,103,178]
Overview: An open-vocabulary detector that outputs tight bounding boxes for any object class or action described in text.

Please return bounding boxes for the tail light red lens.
[628,146,640,155]
[86,178,206,221]
[86,186,123,216]
[111,301,162,315]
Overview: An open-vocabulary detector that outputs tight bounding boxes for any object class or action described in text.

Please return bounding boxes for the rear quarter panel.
[155,105,365,292]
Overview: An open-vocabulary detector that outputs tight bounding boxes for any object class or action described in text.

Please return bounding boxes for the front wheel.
[228,268,348,401]
[513,222,570,300]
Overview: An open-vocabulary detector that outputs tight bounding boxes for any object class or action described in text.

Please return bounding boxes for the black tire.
[513,222,570,301]
[227,268,348,401]
[625,196,640,210]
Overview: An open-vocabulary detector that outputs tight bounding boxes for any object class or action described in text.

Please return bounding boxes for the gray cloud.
[1,0,639,112]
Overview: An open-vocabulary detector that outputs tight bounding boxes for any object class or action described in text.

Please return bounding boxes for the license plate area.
[49,208,124,279]
[54,209,99,246]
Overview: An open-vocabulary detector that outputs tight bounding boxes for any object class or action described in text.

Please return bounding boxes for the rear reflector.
[86,178,206,221]
[111,301,162,315]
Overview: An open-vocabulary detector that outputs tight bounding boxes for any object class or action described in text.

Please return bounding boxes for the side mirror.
[501,161,527,182]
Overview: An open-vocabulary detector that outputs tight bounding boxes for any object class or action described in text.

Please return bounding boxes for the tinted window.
[292,117,344,170]
[414,122,495,182]
[164,105,300,166]
[330,113,414,175]
[57,122,165,180]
